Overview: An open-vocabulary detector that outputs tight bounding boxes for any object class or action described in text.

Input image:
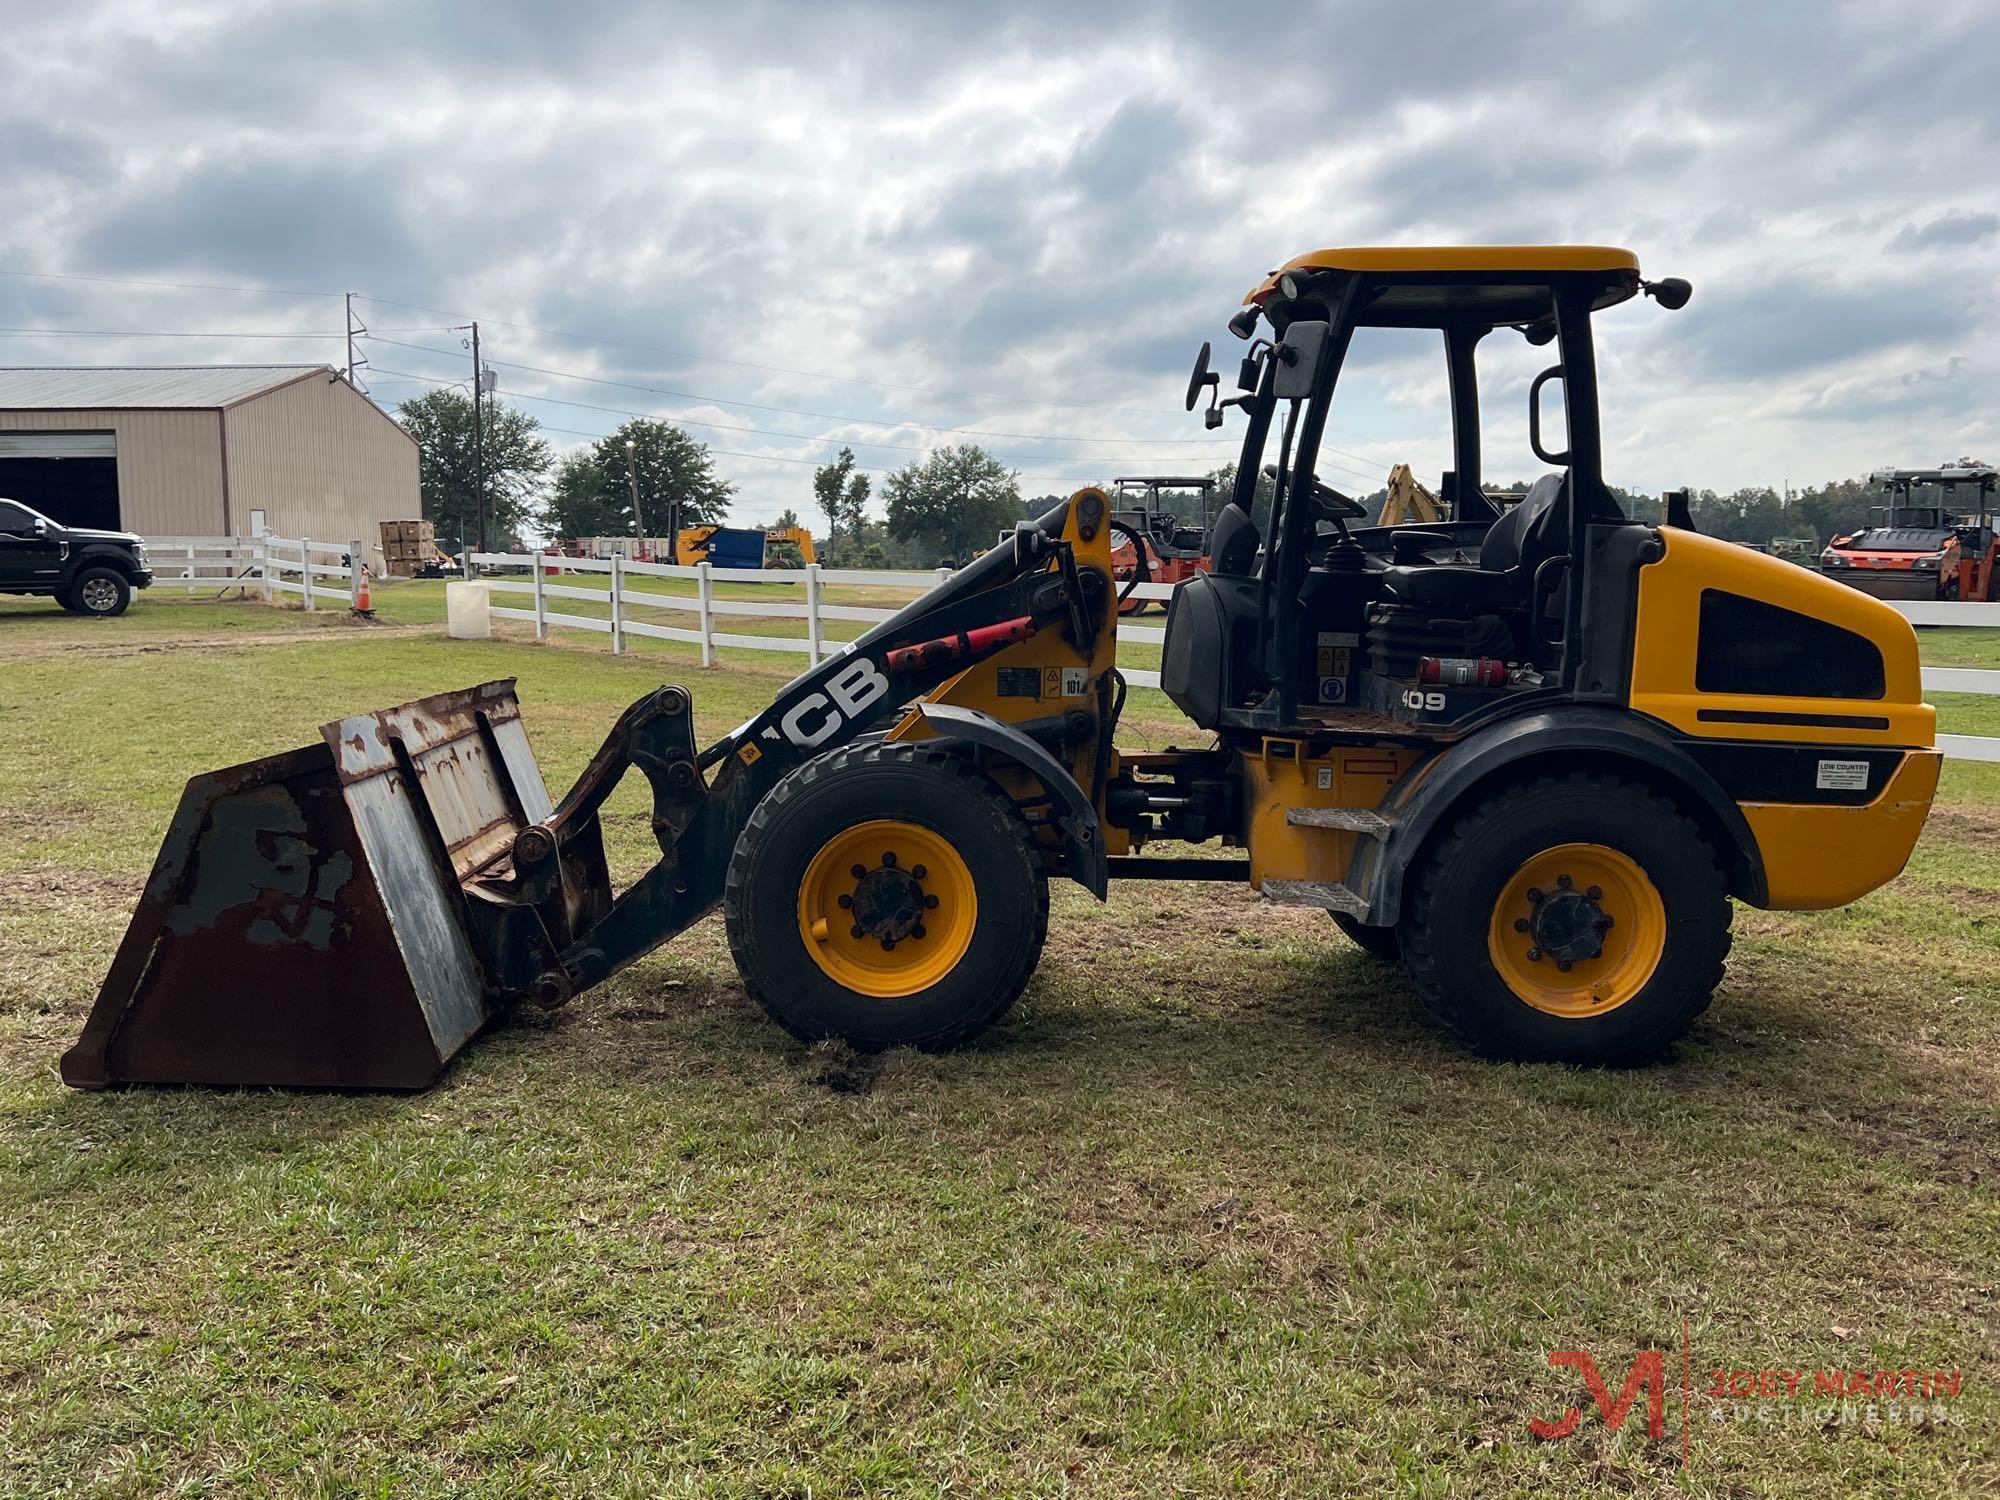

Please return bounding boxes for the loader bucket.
[61,680,590,1090]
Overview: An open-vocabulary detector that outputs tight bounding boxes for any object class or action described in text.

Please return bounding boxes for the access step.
[1261,878,1368,917]
[1284,806,1394,838]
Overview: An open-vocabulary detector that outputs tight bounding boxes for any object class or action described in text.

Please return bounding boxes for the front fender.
[1347,706,1765,925]
[915,702,1108,900]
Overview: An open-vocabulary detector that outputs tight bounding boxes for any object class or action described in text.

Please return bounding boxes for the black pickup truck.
[0,497,153,616]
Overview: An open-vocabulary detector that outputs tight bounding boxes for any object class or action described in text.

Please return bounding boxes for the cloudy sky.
[3,0,1997,525]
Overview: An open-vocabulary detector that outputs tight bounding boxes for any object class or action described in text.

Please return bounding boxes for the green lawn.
[0,599,1995,1496]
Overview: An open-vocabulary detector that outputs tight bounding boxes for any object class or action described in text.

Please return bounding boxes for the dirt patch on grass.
[0,802,94,846]
[1920,805,2000,853]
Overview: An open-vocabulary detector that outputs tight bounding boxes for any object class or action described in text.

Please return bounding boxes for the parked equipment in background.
[1108,475,1214,613]
[1379,464,1444,526]
[1820,464,2000,602]
[0,495,152,616]
[675,524,818,569]
[64,247,1939,1093]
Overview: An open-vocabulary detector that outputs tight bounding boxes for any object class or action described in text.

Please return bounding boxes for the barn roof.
[0,365,334,409]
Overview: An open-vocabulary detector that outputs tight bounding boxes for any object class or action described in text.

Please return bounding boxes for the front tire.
[724,742,1049,1049]
[68,567,132,618]
[1399,772,1731,1064]
[1329,910,1400,962]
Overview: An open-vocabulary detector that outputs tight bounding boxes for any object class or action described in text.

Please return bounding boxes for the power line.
[0,268,341,298]
[0,325,339,339]
[362,334,1231,447]
[368,363,1290,476]
[354,292,1196,417]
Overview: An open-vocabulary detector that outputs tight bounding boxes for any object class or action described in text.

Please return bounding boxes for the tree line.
[396,389,1973,564]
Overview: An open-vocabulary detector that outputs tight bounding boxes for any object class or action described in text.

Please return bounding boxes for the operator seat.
[1376,474,1567,610]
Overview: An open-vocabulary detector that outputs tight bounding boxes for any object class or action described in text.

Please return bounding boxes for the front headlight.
[132,543,148,563]
[1916,555,1940,570]
[1821,552,1844,567]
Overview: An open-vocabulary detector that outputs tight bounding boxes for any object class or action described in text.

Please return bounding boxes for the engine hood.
[1836,527,1954,554]
[60,526,144,545]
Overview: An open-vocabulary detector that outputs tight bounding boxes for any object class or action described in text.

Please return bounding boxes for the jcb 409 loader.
[64,247,1940,1090]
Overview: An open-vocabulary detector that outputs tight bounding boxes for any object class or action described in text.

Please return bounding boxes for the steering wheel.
[1263,465,1369,518]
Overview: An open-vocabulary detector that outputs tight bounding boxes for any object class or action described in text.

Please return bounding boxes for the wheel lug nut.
[912,924,926,939]
[1600,915,1615,929]
[1586,885,1602,901]
[881,852,897,868]
[1527,947,1542,962]
[881,937,897,951]
[1527,887,1544,904]
[850,864,867,880]
[911,865,927,880]
[923,894,939,909]
[837,893,853,909]
[850,924,865,939]
[1556,958,1572,973]
[1556,874,1572,889]
[1513,918,1530,932]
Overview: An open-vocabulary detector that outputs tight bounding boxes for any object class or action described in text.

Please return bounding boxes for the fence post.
[348,539,363,611]
[937,565,953,587]
[259,535,272,604]
[302,536,315,611]
[697,562,716,667]
[532,551,548,640]
[610,553,626,655]
[805,563,823,665]
[181,544,195,594]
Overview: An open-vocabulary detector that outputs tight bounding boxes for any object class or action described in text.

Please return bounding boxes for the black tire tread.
[723,740,1049,1048]
[1399,771,1732,1063]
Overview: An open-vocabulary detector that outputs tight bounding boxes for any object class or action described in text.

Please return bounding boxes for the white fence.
[144,533,363,611]
[469,551,2000,763]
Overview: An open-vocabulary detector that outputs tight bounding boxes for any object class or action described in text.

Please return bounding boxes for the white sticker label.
[1315,767,1333,790]
[1815,759,1869,791]
[1060,667,1087,697]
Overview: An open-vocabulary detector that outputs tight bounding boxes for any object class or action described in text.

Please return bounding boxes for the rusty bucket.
[62,680,597,1090]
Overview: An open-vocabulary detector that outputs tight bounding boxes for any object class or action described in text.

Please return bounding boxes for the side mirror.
[1184,341,1218,412]
[34,517,47,536]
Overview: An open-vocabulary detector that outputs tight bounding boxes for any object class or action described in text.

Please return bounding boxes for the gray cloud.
[0,0,1995,513]
[1892,210,2000,252]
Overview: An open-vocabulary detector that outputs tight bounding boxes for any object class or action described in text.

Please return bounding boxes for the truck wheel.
[724,742,1049,1049]
[68,567,132,618]
[1329,911,1399,962]
[1399,773,1731,1065]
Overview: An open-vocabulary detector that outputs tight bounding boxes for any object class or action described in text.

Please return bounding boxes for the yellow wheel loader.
[63,247,1940,1089]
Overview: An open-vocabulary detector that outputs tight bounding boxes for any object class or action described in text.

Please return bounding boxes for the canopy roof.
[1243,246,1643,325]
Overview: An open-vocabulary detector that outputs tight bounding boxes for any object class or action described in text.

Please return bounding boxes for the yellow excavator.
[65,247,1938,1090]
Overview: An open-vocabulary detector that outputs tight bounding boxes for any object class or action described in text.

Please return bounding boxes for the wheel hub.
[842,853,937,949]
[1524,876,1614,969]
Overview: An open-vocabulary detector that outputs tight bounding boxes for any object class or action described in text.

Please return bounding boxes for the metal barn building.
[0,365,419,541]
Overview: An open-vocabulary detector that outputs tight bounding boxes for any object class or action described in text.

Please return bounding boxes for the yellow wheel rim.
[1485,842,1666,1018]
[796,819,978,998]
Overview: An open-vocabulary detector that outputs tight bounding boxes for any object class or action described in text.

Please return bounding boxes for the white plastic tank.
[446,581,491,640]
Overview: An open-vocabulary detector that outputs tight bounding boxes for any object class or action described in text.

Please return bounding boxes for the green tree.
[395,389,552,549]
[883,445,1021,564]
[542,419,734,542]
[772,507,802,530]
[812,447,873,560]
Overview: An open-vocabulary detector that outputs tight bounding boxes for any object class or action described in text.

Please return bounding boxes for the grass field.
[0,591,1995,1495]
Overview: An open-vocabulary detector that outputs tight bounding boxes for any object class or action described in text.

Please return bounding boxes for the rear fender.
[1347,706,1765,926]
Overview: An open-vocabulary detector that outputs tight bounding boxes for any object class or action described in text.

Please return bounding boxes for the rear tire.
[68,567,132,618]
[724,742,1048,1049]
[1398,772,1730,1065]
[1330,910,1400,962]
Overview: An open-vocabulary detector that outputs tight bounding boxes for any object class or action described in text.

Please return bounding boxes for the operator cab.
[1161,246,1691,737]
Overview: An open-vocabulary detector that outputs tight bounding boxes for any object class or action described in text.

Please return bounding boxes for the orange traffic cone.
[352,565,375,618]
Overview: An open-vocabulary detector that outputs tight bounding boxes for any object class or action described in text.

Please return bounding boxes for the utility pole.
[470,321,485,561]
[624,438,647,558]
[344,293,369,392]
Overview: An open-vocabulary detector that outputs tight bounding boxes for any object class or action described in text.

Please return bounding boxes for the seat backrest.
[1479,474,1565,572]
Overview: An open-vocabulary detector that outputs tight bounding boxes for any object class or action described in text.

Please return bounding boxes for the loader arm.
[487,495,1113,1003]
